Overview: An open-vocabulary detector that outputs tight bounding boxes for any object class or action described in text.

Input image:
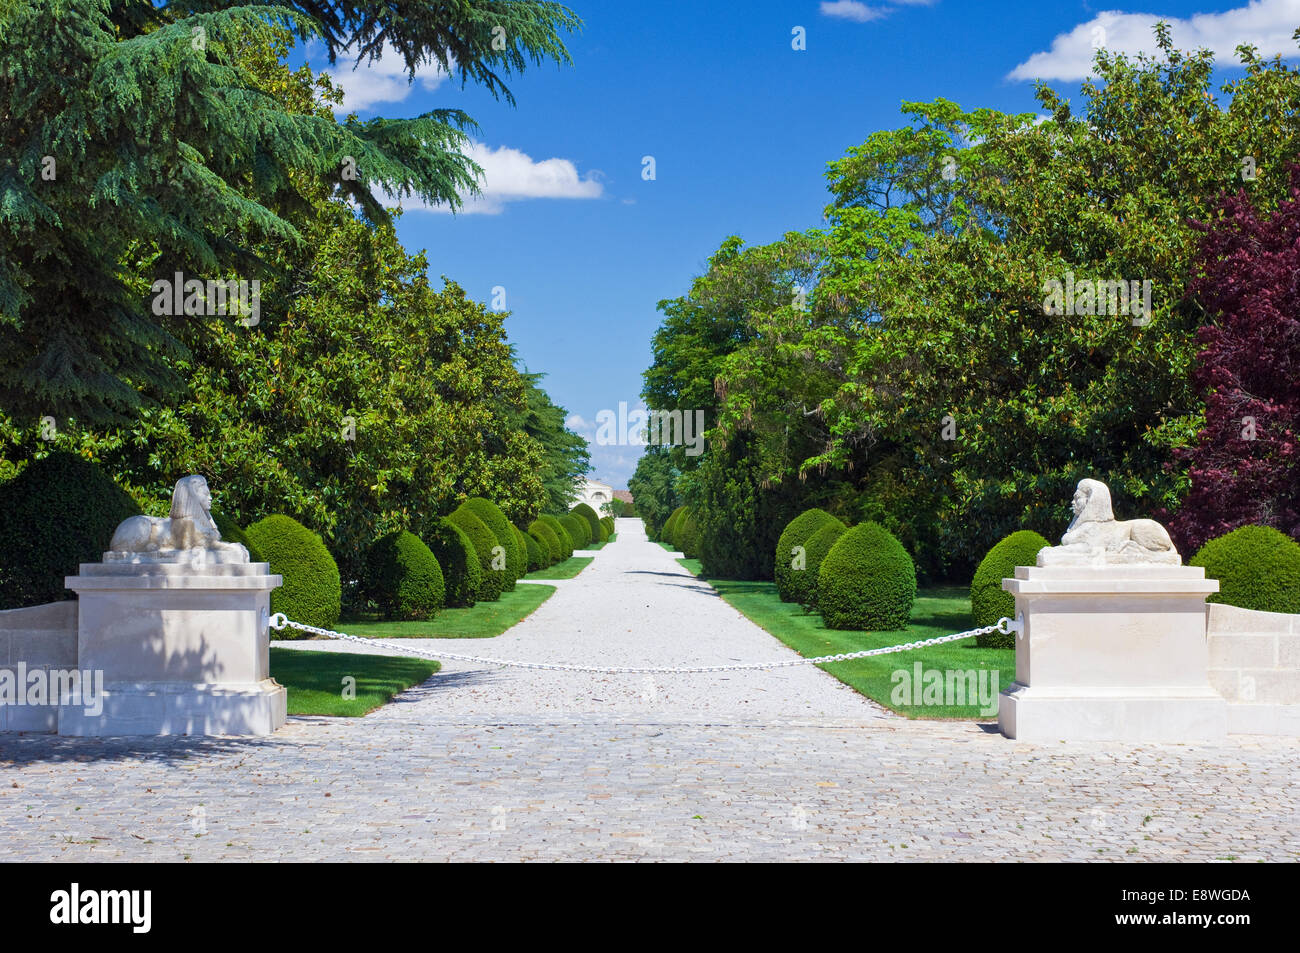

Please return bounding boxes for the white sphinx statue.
[1036,478,1180,567]
[106,475,249,565]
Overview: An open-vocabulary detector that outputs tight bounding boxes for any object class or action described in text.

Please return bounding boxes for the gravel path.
[274,517,883,723]
[3,518,1298,862]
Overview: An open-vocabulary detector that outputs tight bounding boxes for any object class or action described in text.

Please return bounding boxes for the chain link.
[268,613,1013,675]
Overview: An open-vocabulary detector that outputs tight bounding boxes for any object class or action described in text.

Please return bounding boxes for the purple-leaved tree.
[1170,167,1300,553]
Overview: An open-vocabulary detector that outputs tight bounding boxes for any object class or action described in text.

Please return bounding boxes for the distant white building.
[574,477,614,513]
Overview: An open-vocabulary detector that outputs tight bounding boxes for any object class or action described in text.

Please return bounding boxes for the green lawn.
[326,583,556,639]
[270,647,439,716]
[677,558,1013,720]
[527,556,593,579]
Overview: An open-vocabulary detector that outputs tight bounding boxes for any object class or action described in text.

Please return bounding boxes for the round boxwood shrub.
[817,522,917,631]
[676,508,701,559]
[595,519,610,543]
[774,508,842,602]
[662,505,688,550]
[1191,525,1300,614]
[571,503,602,544]
[460,498,522,590]
[424,517,479,608]
[794,520,848,609]
[560,513,590,549]
[526,521,554,564]
[971,530,1050,647]
[538,514,573,560]
[0,452,143,609]
[447,508,505,602]
[529,520,562,564]
[519,527,545,572]
[507,522,529,582]
[245,515,342,632]
[601,516,615,536]
[510,523,537,573]
[367,530,444,620]
[211,510,263,563]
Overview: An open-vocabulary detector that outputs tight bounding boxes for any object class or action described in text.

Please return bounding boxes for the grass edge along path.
[318,583,557,639]
[526,556,593,580]
[676,558,1014,721]
[270,647,439,716]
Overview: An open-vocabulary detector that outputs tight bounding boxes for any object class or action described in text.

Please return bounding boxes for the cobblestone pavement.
[2,521,1297,861]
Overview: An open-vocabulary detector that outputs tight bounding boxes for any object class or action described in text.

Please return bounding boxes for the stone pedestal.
[998,565,1227,741]
[61,562,286,736]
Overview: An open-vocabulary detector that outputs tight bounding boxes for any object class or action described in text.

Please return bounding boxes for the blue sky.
[307,0,1300,488]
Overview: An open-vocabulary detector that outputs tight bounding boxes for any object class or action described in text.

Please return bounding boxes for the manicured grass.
[325,584,556,639]
[677,558,1012,720]
[527,556,593,579]
[270,647,439,716]
[658,540,678,553]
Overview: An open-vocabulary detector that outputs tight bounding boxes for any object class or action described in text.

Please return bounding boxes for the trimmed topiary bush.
[367,530,444,620]
[774,508,842,602]
[520,527,545,572]
[817,522,917,630]
[448,508,505,602]
[560,513,590,549]
[508,523,530,582]
[508,523,531,574]
[572,503,602,544]
[529,519,562,565]
[424,517,479,608]
[460,498,522,590]
[0,452,143,609]
[662,505,688,550]
[212,510,263,563]
[676,508,701,559]
[793,520,848,609]
[595,519,610,543]
[971,530,1050,647]
[600,516,615,537]
[246,515,342,632]
[1191,525,1300,614]
[538,514,573,560]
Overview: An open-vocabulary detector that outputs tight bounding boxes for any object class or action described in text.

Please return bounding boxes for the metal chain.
[268,613,1014,675]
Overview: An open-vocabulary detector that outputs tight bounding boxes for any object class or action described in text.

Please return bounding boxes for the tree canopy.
[640,27,1300,579]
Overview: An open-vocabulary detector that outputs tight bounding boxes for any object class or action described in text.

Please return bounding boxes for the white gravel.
[276,517,886,723]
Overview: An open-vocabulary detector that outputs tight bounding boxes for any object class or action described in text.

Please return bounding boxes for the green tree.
[502,371,590,516]
[0,0,579,423]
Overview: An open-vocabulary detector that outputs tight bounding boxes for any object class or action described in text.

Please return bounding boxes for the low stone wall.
[0,601,78,732]
[1207,603,1300,735]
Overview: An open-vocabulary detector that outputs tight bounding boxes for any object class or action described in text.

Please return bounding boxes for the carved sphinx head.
[1068,478,1114,529]
[169,475,218,533]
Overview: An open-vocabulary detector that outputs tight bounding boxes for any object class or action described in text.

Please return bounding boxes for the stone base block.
[999,682,1227,741]
[1224,704,1300,736]
[57,679,286,737]
[1,705,58,732]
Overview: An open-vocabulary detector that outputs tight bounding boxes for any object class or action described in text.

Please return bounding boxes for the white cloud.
[820,1,890,22]
[316,41,450,112]
[565,413,595,438]
[820,0,936,21]
[1008,0,1300,82]
[398,141,604,215]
